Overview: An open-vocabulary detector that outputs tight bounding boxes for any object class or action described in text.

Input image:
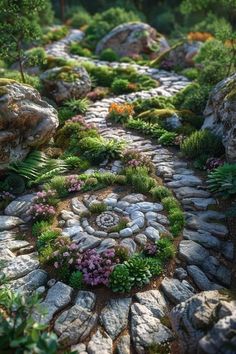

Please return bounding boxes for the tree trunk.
[19,57,25,83]
[60,0,65,22]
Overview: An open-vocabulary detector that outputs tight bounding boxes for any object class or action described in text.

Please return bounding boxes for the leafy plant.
[180,130,224,159]
[79,136,125,163]
[69,271,83,289]
[125,166,156,193]
[145,257,163,276]
[0,288,58,354]
[69,42,92,57]
[156,238,175,261]
[111,78,136,94]
[32,220,51,237]
[9,151,68,185]
[64,98,90,114]
[45,176,68,198]
[109,264,133,293]
[159,132,177,145]
[207,163,236,197]
[24,47,47,68]
[89,202,107,214]
[150,186,172,201]
[99,48,118,62]
[37,229,61,250]
[1,173,25,194]
[43,26,68,44]
[124,256,152,288]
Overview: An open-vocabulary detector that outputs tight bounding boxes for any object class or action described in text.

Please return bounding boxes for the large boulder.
[170,290,236,354]
[40,66,91,104]
[202,73,236,162]
[96,22,169,59]
[0,79,58,169]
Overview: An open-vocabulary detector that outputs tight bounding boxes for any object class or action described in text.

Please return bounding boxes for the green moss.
[0,78,16,86]
[225,87,236,102]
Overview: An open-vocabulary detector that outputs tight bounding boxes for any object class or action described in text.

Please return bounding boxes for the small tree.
[0,0,48,82]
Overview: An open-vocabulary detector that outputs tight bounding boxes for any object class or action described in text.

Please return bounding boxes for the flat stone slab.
[183,229,221,249]
[179,240,209,265]
[54,304,97,346]
[0,215,24,230]
[187,265,222,291]
[37,281,73,325]
[174,187,210,199]
[135,290,167,318]
[161,277,195,304]
[8,269,48,293]
[131,302,173,354]
[144,226,160,242]
[71,198,88,215]
[100,298,131,339]
[2,253,39,280]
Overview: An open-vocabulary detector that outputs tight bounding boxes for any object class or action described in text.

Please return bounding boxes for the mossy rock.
[0,78,16,86]
[136,108,193,124]
[225,87,236,102]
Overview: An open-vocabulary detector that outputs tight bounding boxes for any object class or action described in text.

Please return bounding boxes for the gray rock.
[117,334,130,354]
[62,225,83,237]
[87,330,113,354]
[8,269,48,293]
[167,175,202,188]
[77,234,101,252]
[182,197,216,210]
[40,66,91,104]
[144,226,160,242]
[202,73,236,162]
[120,228,133,237]
[96,238,117,253]
[198,310,236,354]
[100,298,131,339]
[121,194,146,204]
[131,302,173,354]
[54,304,97,346]
[135,290,167,318]
[179,240,209,265]
[120,238,137,255]
[185,214,228,237]
[170,290,228,354]
[71,343,87,354]
[221,241,234,260]
[38,281,73,325]
[71,199,88,215]
[0,238,29,251]
[147,221,169,234]
[183,229,221,249]
[2,253,39,280]
[136,202,163,212]
[129,217,145,228]
[174,187,210,199]
[145,211,157,221]
[161,277,194,304]
[0,81,58,169]
[187,265,222,291]
[174,268,188,280]
[0,215,24,230]
[75,291,96,310]
[4,194,35,218]
[135,233,147,246]
[156,213,169,225]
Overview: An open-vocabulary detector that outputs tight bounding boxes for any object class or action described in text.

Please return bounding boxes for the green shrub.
[39,244,54,264]
[109,264,133,293]
[64,98,90,114]
[207,163,236,198]
[162,197,180,212]
[69,271,83,289]
[180,130,224,159]
[24,47,47,68]
[45,176,68,198]
[168,209,185,237]
[64,156,90,171]
[145,257,163,276]
[156,238,175,261]
[37,230,61,250]
[99,48,118,62]
[0,288,58,354]
[111,78,136,94]
[124,256,152,287]
[181,67,199,80]
[2,174,25,194]
[58,106,75,124]
[89,202,107,214]
[173,83,211,115]
[159,132,176,145]
[125,166,156,193]
[32,220,51,238]
[150,186,172,201]
[69,42,92,57]
[133,96,174,114]
[43,26,68,44]
[1,70,42,91]
[70,10,92,28]
[79,136,125,163]
[110,218,129,233]
[85,7,141,45]
[87,65,114,86]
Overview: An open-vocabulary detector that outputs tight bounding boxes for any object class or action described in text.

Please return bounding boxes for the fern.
[207,163,236,197]
[8,151,68,185]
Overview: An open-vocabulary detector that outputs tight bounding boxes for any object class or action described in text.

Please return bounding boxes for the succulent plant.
[124,256,152,288]
[109,264,133,293]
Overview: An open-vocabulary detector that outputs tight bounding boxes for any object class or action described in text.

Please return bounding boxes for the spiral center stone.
[96,211,120,229]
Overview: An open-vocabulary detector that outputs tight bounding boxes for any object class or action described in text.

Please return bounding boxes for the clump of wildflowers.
[30,203,56,221]
[65,175,84,193]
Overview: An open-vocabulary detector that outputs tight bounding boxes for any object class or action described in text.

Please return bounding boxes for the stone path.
[1,30,235,354]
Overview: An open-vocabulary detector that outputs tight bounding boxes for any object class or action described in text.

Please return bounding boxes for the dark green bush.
[207,163,236,198]
[180,130,224,159]
[69,271,83,289]
[37,230,61,250]
[69,42,92,57]
[99,48,118,62]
